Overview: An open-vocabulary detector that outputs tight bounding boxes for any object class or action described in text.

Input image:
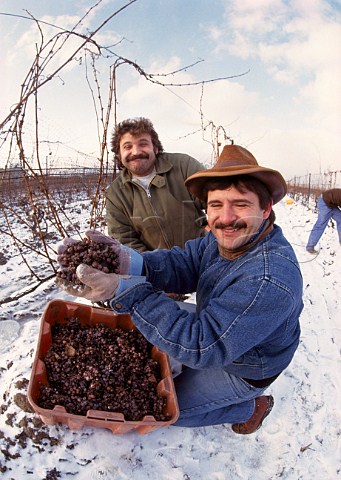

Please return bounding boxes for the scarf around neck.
[218,219,274,261]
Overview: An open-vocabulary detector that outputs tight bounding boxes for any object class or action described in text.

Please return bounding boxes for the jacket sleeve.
[142,235,207,293]
[106,195,148,252]
[110,232,302,370]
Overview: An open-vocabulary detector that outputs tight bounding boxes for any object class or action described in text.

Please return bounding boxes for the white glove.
[56,264,120,303]
[75,264,120,302]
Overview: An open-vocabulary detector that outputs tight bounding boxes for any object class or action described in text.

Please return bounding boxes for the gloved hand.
[57,264,120,303]
[57,230,143,276]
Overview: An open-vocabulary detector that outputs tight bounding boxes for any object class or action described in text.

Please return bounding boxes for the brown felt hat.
[185,144,287,204]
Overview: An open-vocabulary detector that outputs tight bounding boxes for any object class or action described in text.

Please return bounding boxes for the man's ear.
[154,147,159,155]
[263,201,273,219]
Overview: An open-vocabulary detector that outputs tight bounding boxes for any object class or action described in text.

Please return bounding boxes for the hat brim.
[185,165,287,205]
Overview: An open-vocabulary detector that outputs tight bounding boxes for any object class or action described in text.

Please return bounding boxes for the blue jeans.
[306,196,341,249]
[173,367,266,427]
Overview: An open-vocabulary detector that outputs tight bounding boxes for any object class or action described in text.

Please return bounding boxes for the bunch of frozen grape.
[38,317,168,421]
[56,238,120,286]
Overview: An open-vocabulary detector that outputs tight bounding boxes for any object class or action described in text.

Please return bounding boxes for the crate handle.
[87,410,125,422]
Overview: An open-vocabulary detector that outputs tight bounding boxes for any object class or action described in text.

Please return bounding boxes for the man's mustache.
[126,153,150,162]
[215,220,247,230]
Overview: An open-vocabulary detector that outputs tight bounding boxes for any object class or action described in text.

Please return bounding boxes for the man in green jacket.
[106,117,207,252]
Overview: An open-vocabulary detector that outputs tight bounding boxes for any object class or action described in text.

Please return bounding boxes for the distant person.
[106,117,207,252]
[58,144,303,433]
[306,188,341,253]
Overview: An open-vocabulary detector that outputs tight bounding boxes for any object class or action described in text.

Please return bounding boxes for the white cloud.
[217,0,341,84]
[199,0,341,176]
[227,0,284,34]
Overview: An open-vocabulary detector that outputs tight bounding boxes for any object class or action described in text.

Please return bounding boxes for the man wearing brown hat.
[58,143,303,434]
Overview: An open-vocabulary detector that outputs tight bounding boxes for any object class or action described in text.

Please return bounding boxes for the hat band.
[216,160,258,168]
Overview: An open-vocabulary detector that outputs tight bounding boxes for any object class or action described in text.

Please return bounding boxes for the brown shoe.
[232,395,274,434]
[306,248,318,254]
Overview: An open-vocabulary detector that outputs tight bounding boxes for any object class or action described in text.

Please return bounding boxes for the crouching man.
[57,144,303,434]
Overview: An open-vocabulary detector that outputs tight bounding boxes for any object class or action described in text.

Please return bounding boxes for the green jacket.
[106,152,207,252]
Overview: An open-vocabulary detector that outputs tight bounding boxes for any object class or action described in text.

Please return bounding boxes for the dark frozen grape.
[38,317,169,421]
[56,238,120,286]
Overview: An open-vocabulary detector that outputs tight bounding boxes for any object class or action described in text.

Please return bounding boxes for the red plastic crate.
[28,299,179,434]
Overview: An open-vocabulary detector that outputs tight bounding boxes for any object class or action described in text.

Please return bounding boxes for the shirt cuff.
[115,275,146,296]
[122,247,144,276]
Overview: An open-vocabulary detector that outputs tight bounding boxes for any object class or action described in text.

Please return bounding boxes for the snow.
[0,196,340,479]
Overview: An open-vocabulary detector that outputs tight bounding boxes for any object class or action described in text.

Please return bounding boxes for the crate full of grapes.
[28,299,179,434]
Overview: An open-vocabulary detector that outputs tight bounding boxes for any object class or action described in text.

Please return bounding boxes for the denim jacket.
[111,226,303,380]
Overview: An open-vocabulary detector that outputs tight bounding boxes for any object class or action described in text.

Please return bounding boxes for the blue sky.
[1,0,341,179]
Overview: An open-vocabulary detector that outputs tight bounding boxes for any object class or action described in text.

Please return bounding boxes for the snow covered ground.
[0,196,340,479]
